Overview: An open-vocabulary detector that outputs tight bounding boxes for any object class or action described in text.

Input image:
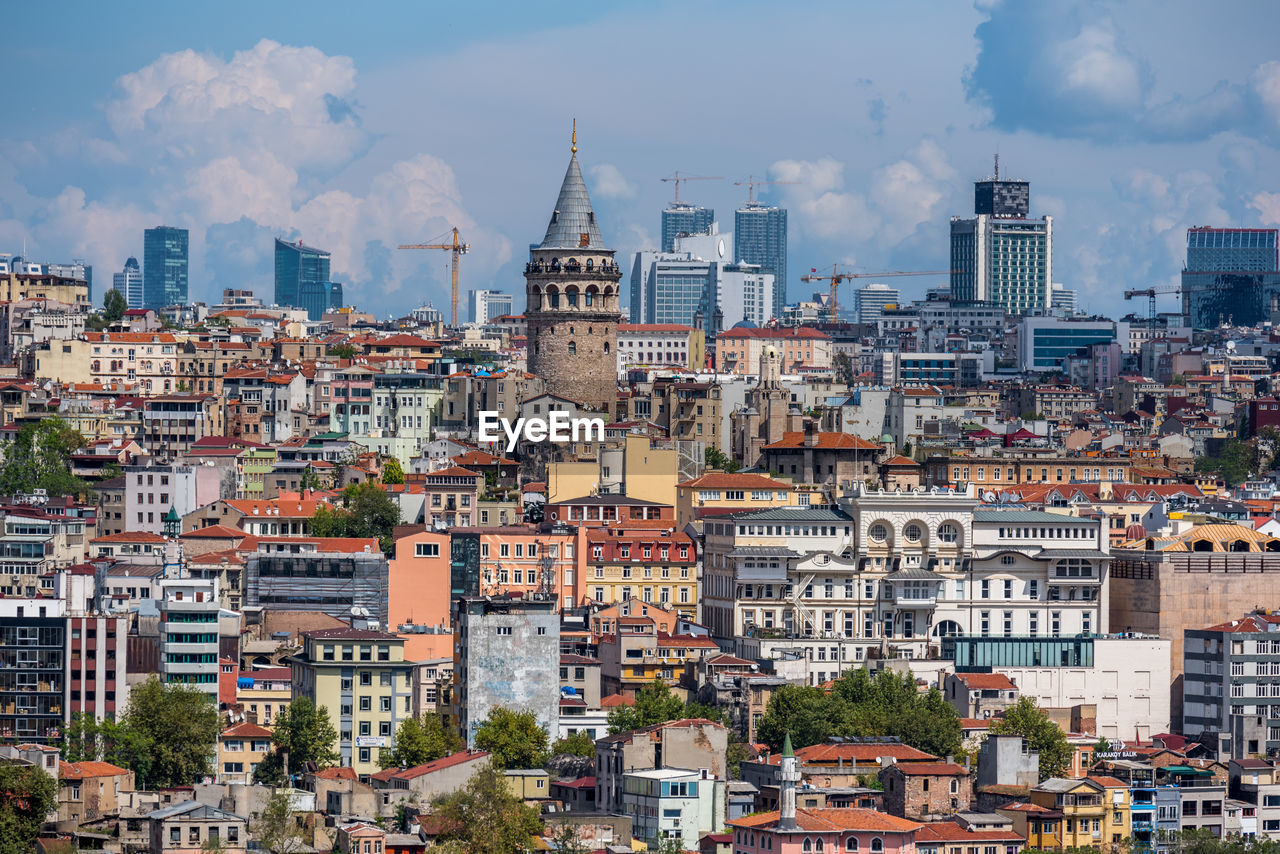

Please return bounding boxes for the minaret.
[524,124,624,414]
[778,732,800,831]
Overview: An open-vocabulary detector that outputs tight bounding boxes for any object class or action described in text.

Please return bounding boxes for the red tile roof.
[384,750,489,780]
[181,525,248,540]
[61,761,130,780]
[763,432,880,451]
[679,472,789,490]
[956,673,1018,691]
[222,723,273,738]
[888,762,969,776]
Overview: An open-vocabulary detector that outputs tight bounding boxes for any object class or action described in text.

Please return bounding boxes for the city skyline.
[3,1,1280,320]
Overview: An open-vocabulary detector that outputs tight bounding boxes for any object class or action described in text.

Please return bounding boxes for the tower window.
[568,341,577,355]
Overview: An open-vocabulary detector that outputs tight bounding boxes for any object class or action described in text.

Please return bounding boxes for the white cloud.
[107,39,365,169]
[1250,192,1280,225]
[1051,24,1145,111]
[588,164,635,199]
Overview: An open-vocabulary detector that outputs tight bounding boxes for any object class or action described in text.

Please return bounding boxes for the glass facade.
[1028,324,1117,370]
[662,205,714,252]
[1182,228,1280,328]
[142,226,189,310]
[944,635,1095,669]
[274,238,331,311]
[650,264,715,327]
[950,215,1052,315]
[734,205,787,312]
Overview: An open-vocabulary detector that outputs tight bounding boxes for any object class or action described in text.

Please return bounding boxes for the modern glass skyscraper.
[112,257,143,308]
[274,238,338,319]
[734,204,787,312]
[142,226,188,310]
[950,171,1051,316]
[1181,227,1280,328]
[661,204,714,252]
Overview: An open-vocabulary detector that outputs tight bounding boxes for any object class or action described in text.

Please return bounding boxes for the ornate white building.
[702,484,1110,682]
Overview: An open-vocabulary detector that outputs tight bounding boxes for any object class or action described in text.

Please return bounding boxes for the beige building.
[216,723,272,784]
[715,326,831,375]
[675,471,822,528]
[0,271,90,310]
[289,628,417,778]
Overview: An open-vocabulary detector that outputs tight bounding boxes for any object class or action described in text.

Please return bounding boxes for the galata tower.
[524,126,623,415]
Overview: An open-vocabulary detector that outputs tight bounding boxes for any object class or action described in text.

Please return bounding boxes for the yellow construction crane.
[398,227,469,327]
[800,264,955,322]
[735,175,800,205]
[661,171,723,204]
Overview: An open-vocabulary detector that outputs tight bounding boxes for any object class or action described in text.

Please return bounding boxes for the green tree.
[755,670,962,758]
[606,680,687,733]
[833,350,857,386]
[430,764,542,854]
[0,417,90,497]
[551,731,597,758]
[59,712,154,784]
[473,707,550,770]
[755,684,839,751]
[989,697,1073,781]
[0,764,57,854]
[382,457,405,485]
[311,482,402,554]
[125,677,219,789]
[1194,438,1256,487]
[327,343,358,359]
[380,715,461,769]
[254,697,340,785]
[250,789,307,854]
[703,446,741,474]
[102,288,128,322]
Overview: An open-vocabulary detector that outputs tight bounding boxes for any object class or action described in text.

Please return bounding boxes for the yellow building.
[216,722,273,784]
[675,471,824,528]
[289,628,417,778]
[547,433,679,506]
[0,271,90,309]
[1026,776,1130,849]
[585,529,698,618]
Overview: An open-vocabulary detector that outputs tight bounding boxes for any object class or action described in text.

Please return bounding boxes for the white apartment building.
[617,323,697,372]
[706,486,1110,681]
[158,578,222,702]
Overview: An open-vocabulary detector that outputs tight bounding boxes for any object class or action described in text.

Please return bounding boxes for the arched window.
[938,522,960,544]
[870,838,883,853]
[868,523,889,543]
[903,523,923,543]
[604,342,610,354]
[568,341,577,356]
[815,839,825,852]
[950,778,959,793]
[846,838,859,852]
[804,839,813,853]
[933,620,963,637]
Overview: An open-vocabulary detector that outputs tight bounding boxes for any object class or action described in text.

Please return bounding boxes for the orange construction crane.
[661,171,723,204]
[735,175,800,205]
[801,264,955,322]
[399,227,469,327]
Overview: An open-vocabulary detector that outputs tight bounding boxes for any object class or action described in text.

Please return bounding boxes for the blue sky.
[4,0,1280,319]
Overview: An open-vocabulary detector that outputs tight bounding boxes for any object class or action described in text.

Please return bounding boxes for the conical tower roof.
[539,130,607,251]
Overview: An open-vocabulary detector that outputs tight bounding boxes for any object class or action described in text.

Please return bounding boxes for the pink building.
[730,736,922,854]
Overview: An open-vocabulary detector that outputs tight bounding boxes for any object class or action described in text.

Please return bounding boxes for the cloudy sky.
[4,0,1280,319]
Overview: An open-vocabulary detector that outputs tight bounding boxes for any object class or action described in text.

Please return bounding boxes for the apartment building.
[584,528,698,617]
[290,628,415,777]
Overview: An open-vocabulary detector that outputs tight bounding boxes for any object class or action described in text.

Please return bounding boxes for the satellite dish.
[983,491,997,503]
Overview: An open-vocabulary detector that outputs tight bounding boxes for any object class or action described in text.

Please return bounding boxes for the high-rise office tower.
[661,204,714,252]
[632,229,775,331]
[853,283,899,325]
[1181,227,1280,329]
[468,289,514,324]
[274,238,340,320]
[949,167,1051,316]
[143,226,189,309]
[112,257,143,309]
[734,204,787,312]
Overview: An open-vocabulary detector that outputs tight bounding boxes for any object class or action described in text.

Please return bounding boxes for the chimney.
[803,419,818,448]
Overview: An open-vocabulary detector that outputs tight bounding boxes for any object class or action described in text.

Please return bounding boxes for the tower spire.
[571,118,577,155]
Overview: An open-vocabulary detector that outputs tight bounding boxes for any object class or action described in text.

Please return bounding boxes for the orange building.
[387,530,453,661]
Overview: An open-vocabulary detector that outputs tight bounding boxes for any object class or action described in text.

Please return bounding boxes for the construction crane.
[734,175,800,205]
[801,264,955,323]
[1123,286,1184,329]
[660,172,722,204]
[398,227,469,327]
